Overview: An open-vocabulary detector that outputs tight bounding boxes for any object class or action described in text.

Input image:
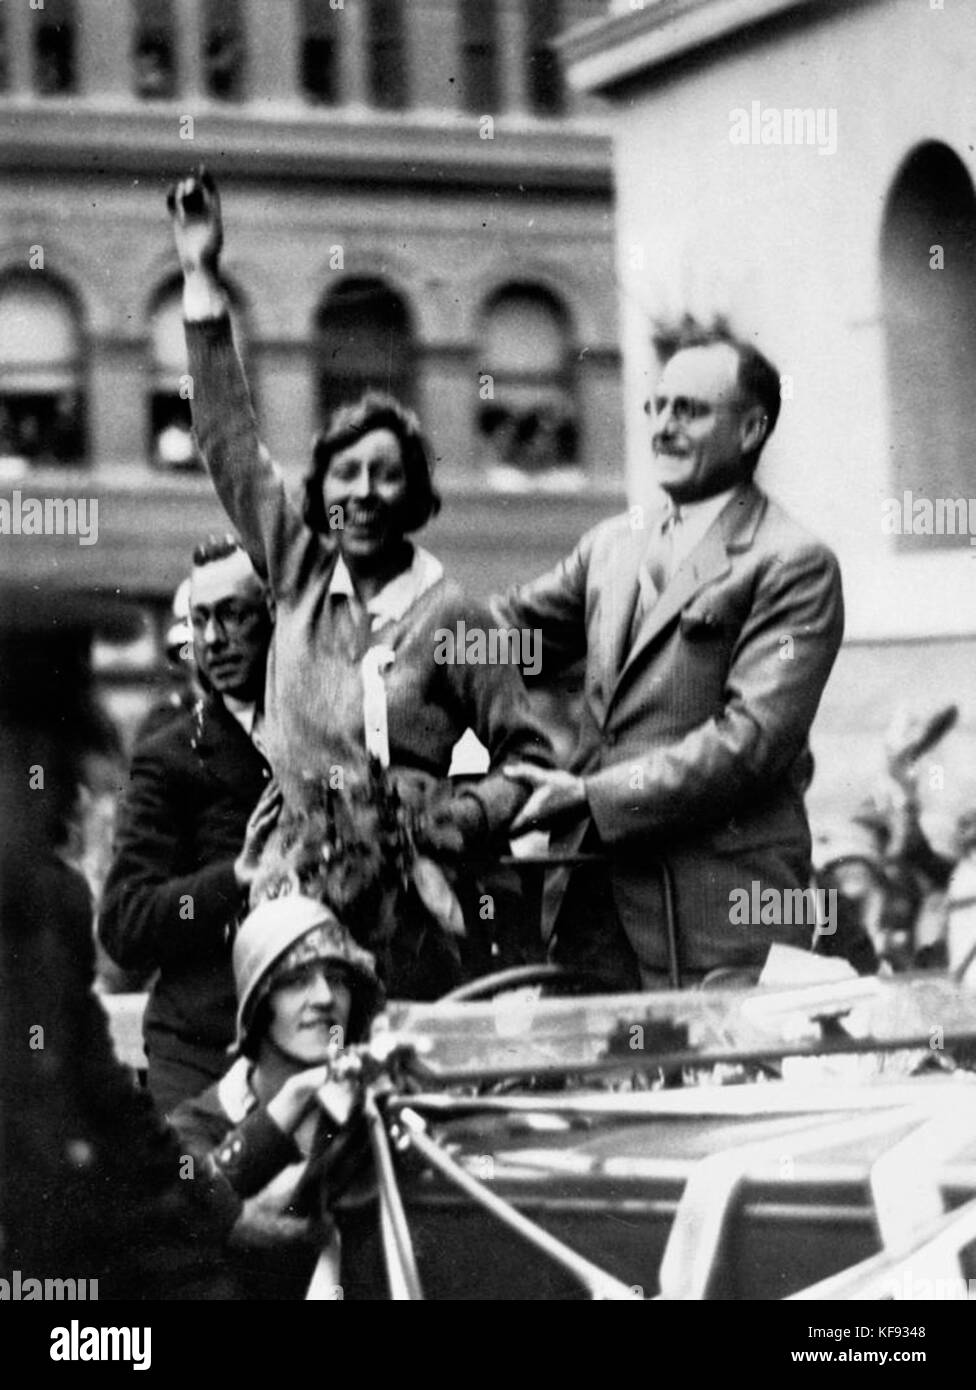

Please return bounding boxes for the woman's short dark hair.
[303,391,441,537]
[240,969,380,1059]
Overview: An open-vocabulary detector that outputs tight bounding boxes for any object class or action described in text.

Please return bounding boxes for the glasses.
[190,600,263,634]
[644,395,742,426]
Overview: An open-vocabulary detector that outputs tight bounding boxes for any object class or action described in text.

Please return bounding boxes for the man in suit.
[99,537,273,1112]
[499,329,845,989]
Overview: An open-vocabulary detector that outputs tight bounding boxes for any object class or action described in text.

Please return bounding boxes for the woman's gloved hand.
[166,165,223,274]
[265,1062,335,1138]
[166,164,231,320]
[230,1162,325,1252]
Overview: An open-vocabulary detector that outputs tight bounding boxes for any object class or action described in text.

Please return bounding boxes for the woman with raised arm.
[167,170,552,996]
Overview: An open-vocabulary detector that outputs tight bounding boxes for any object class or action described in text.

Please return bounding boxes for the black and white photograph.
[0,0,973,1349]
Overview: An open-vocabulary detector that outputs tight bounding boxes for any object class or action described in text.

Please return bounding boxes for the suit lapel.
[609,483,765,708]
[598,525,648,717]
[193,696,269,804]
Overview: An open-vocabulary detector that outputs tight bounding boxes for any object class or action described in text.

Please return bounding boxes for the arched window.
[34,0,75,96]
[526,0,564,117]
[881,142,976,547]
[203,0,246,102]
[0,275,85,468]
[148,281,247,469]
[316,279,414,420]
[132,0,176,100]
[478,284,578,484]
[461,0,499,114]
[367,0,407,110]
[301,0,339,105]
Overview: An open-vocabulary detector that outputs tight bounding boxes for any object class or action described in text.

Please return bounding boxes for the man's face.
[267,960,353,1063]
[189,550,269,702]
[322,427,411,565]
[649,344,764,503]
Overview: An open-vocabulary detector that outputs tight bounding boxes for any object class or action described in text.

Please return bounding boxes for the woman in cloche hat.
[170,895,383,1299]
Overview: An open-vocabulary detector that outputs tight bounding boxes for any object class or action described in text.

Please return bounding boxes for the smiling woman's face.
[322,427,410,564]
[267,960,353,1063]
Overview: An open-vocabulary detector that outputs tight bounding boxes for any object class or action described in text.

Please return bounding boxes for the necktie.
[626,502,681,652]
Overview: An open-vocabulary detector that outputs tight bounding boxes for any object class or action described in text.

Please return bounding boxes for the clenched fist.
[166,165,223,275]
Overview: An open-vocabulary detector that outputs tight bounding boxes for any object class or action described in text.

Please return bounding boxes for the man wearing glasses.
[100,537,273,1112]
[499,329,845,989]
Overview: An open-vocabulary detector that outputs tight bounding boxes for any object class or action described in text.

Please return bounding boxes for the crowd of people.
[10,166,975,1300]
[811,703,975,981]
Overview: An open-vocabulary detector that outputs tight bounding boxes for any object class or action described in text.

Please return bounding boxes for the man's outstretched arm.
[491,528,593,680]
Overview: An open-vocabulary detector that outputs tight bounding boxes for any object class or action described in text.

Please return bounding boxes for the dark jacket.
[498,485,845,978]
[98,694,270,1110]
[171,1059,325,1300]
[1,853,238,1299]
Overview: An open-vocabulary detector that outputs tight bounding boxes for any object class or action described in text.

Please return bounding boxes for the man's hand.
[234,778,283,890]
[167,166,223,274]
[504,763,587,833]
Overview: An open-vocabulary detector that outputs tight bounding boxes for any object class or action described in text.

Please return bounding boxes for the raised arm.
[168,169,305,589]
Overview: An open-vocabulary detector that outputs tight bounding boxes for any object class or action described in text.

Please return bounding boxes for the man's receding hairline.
[671,338,740,364]
[666,340,775,418]
[662,340,742,392]
[190,549,264,602]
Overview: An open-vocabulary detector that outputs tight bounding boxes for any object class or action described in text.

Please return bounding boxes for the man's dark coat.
[99,694,269,1110]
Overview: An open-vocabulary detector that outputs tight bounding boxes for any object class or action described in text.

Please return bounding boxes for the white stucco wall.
[607,0,976,640]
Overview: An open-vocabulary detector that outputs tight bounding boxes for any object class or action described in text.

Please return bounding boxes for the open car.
[302,965,976,1301]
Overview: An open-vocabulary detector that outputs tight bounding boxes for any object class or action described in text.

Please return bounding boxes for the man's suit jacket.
[98,695,270,1104]
[499,482,845,977]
